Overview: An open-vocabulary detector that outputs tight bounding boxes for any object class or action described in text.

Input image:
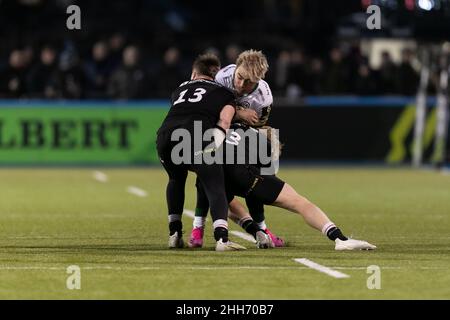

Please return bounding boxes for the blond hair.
[236,49,268,82]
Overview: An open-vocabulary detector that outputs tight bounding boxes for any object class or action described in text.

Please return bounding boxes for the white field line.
[230,231,257,243]
[0,265,412,271]
[92,171,148,198]
[441,168,450,176]
[183,209,196,219]
[183,209,254,243]
[0,266,303,271]
[294,258,350,279]
[0,266,298,271]
[93,171,108,182]
[7,234,450,240]
[127,186,148,198]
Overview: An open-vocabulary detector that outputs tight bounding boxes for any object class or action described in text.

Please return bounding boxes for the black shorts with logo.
[224,165,285,205]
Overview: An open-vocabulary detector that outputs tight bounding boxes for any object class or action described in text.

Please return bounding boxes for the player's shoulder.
[215,64,236,83]
[256,79,273,105]
[178,79,222,89]
[217,64,236,77]
[178,78,234,97]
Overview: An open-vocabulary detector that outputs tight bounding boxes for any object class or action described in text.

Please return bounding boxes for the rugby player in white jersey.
[189,49,287,248]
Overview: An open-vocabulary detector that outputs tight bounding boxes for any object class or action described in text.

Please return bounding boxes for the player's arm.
[217,104,235,130]
[213,104,235,148]
[256,104,272,127]
[253,82,274,127]
[235,107,259,126]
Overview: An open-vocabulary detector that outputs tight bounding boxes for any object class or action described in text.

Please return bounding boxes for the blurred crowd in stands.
[0,40,422,99]
[0,0,425,99]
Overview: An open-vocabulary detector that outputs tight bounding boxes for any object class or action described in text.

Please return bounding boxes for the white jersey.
[215,64,273,126]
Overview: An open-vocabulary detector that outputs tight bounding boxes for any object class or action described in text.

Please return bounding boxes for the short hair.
[193,53,221,78]
[236,49,269,82]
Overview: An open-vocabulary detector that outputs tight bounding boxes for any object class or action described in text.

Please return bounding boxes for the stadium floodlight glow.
[418,0,435,11]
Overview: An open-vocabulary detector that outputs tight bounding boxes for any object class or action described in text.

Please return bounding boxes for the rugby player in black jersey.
[157,53,269,251]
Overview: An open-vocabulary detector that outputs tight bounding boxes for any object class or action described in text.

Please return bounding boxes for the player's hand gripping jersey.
[215,64,273,127]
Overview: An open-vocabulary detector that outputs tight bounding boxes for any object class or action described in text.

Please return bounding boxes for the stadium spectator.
[0,49,29,98]
[324,47,349,94]
[354,63,377,95]
[225,44,241,65]
[27,45,59,98]
[108,33,127,70]
[396,48,419,95]
[286,48,308,96]
[56,46,86,99]
[84,41,115,99]
[22,45,35,69]
[307,57,325,95]
[154,47,184,98]
[273,50,291,96]
[108,45,148,99]
[377,51,398,94]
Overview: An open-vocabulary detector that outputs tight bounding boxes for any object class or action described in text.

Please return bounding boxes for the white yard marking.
[0,265,438,271]
[294,258,350,279]
[93,171,108,182]
[230,231,257,243]
[127,186,148,198]
[183,209,196,219]
[0,266,65,270]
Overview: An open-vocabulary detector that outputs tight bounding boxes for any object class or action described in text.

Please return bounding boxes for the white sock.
[193,216,206,229]
[321,222,336,236]
[238,216,253,228]
[213,219,228,230]
[256,221,267,230]
[168,214,182,223]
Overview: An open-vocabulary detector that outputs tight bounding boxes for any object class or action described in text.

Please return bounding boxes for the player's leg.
[228,198,251,225]
[243,197,265,228]
[273,183,332,230]
[165,167,188,248]
[224,164,284,247]
[189,175,263,249]
[228,198,271,249]
[246,172,376,251]
[157,131,187,248]
[192,163,246,251]
[272,183,376,250]
[244,196,285,247]
[188,178,209,247]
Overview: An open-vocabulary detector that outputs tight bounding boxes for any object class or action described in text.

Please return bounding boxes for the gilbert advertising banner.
[1,98,448,164]
[0,102,168,164]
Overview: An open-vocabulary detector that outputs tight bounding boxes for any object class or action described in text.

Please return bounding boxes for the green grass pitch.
[0,167,449,299]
